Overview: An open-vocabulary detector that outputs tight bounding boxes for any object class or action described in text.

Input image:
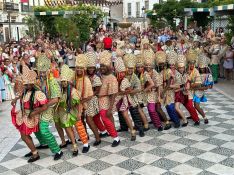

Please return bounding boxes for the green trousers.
[35,120,60,154]
[211,64,219,82]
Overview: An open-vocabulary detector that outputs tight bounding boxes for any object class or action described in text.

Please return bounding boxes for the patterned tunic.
[56,88,80,128]
[11,91,47,135]
[194,73,213,98]
[86,75,102,117]
[40,78,61,122]
[174,70,190,102]
[144,70,161,104]
[158,70,167,104]
[76,76,94,110]
[126,73,141,105]
[188,68,201,100]
[164,69,176,105]
[113,78,137,112]
[98,74,118,110]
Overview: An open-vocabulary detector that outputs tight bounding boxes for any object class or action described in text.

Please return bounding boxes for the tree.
[149,0,198,29]
[24,16,41,40]
[32,4,104,47]
[149,0,234,29]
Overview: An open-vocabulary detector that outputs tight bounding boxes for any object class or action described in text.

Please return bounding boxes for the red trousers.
[184,99,199,122]
[93,110,118,138]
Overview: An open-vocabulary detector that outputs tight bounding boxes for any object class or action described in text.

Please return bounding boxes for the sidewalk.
[0,101,20,162]
[214,79,234,100]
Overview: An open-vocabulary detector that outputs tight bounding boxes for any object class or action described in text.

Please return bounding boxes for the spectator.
[223,45,234,80]
[206,26,215,39]
[103,34,112,51]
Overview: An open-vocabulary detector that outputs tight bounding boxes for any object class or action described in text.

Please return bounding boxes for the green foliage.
[33,4,104,47]
[225,15,234,45]
[24,16,41,39]
[150,0,234,29]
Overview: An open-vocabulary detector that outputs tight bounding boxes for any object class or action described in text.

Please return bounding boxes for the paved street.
[0,87,234,175]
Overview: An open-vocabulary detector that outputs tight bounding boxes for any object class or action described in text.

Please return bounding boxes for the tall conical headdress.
[177,54,186,68]
[166,51,178,65]
[60,65,75,82]
[75,54,87,68]
[22,65,37,85]
[86,52,97,68]
[155,51,166,65]
[36,54,51,72]
[14,75,24,96]
[123,54,136,68]
[186,49,197,64]
[99,50,112,67]
[114,57,126,73]
[143,50,155,67]
[136,54,144,67]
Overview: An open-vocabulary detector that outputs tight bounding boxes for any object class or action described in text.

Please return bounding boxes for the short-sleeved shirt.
[76,76,94,99]
[99,74,118,110]
[144,71,157,103]
[90,74,102,88]
[174,70,192,99]
[40,78,61,122]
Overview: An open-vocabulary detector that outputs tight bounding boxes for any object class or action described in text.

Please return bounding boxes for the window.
[136,2,140,17]
[0,2,3,10]
[128,3,131,17]
[145,0,149,10]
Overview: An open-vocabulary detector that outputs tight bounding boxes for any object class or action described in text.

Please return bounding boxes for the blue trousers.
[166,103,180,125]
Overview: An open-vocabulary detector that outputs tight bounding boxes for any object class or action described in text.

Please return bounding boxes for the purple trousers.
[147,103,162,128]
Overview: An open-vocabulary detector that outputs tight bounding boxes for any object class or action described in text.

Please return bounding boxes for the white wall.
[0,0,45,42]
[123,0,160,18]
[110,4,123,22]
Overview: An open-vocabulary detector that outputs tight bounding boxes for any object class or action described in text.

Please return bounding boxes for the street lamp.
[142,6,146,29]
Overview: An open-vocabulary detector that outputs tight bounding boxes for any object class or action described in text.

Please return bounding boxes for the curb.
[213,86,234,101]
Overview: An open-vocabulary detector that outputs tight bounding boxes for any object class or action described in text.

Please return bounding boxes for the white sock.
[114,137,120,142]
[101,131,108,134]
[83,143,89,147]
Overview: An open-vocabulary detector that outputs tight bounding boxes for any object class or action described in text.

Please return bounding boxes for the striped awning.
[34,11,98,16]
[184,4,234,14]
[184,8,210,13]
[214,4,234,11]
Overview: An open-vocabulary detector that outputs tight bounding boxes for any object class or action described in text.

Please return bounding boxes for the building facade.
[0,0,44,43]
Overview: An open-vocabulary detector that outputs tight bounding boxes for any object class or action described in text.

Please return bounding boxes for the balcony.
[3,2,19,12]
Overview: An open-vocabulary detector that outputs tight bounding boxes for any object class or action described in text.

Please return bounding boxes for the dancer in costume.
[173,54,200,126]
[193,53,214,124]
[123,53,149,132]
[142,50,163,131]
[135,54,150,131]
[209,37,220,83]
[96,50,120,147]
[155,51,172,130]
[56,65,79,156]
[164,51,181,128]
[74,54,92,153]
[114,56,144,140]
[85,51,104,146]
[11,65,48,162]
[34,54,63,160]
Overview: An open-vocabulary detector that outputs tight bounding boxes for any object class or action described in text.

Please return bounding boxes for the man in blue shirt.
[159,31,170,43]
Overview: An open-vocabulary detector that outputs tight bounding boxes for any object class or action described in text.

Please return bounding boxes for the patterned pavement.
[1,89,234,175]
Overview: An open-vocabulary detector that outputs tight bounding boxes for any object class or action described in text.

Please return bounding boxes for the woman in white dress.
[223,46,234,80]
